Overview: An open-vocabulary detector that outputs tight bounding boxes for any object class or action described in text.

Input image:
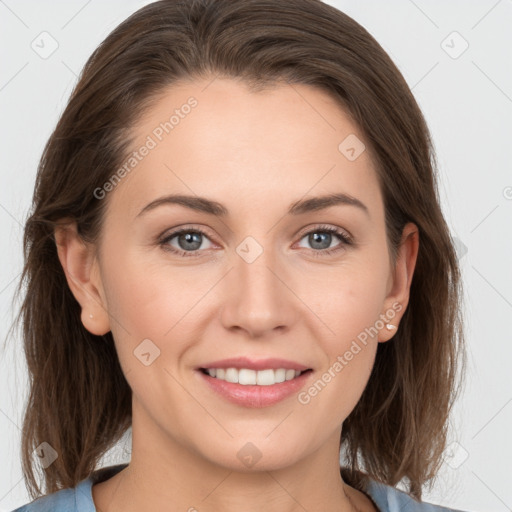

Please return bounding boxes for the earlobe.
[379,222,420,343]
[54,220,111,336]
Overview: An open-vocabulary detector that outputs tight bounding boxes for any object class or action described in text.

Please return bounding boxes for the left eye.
[297,227,350,251]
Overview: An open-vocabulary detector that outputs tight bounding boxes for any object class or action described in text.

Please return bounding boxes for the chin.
[196,435,307,473]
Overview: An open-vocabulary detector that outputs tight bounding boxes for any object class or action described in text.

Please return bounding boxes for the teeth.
[204,367,304,385]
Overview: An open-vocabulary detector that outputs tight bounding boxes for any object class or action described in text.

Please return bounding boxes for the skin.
[55,77,419,512]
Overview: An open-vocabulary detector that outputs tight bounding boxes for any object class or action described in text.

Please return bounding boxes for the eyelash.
[158,224,353,259]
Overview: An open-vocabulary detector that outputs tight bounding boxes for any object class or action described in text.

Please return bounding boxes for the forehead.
[107,77,383,220]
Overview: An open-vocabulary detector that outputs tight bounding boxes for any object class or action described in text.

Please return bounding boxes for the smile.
[197,367,314,408]
[200,367,311,386]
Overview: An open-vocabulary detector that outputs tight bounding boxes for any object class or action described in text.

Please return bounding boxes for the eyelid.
[295,223,353,244]
[159,223,216,240]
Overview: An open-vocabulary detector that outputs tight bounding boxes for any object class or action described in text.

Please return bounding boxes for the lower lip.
[197,370,313,408]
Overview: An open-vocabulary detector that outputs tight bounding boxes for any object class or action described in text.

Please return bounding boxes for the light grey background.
[1,1,511,511]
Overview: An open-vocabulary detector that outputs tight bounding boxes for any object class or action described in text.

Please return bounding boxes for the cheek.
[311,257,389,344]
[100,253,206,404]
[297,268,386,426]
[101,247,218,375]
[103,246,204,330]
[303,254,388,397]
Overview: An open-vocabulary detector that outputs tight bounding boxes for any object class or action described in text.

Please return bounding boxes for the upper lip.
[198,357,311,371]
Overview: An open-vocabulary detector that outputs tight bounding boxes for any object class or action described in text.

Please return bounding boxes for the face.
[59,77,418,473]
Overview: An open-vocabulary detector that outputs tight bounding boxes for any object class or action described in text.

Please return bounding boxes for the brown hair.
[8,0,466,502]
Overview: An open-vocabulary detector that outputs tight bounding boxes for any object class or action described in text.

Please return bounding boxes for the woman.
[11,0,468,511]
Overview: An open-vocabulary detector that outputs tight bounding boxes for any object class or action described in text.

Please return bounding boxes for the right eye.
[159,227,216,257]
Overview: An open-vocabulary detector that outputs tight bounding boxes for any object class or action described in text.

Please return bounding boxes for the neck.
[92,400,375,512]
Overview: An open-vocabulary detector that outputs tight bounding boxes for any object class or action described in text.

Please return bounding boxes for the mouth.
[195,356,314,407]
[196,362,314,408]
[199,367,313,386]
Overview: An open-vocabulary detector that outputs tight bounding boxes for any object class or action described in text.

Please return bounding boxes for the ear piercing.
[89,313,94,319]
[386,324,396,330]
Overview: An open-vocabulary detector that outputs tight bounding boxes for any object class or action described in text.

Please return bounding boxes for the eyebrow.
[135,192,370,219]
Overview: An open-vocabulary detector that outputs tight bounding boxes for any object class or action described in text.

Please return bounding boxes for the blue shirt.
[11,463,467,511]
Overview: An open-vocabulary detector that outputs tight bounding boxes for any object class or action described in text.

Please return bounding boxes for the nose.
[220,239,298,338]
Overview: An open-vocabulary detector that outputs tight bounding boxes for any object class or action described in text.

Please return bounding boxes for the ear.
[379,222,419,342]
[54,219,111,336]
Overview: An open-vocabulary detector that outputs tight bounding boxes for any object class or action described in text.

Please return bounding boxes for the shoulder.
[10,485,81,512]
[364,478,468,512]
[10,463,128,512]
